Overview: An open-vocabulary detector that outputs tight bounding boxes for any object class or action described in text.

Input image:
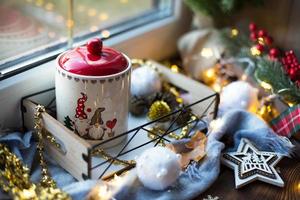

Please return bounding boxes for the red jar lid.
[59,38,128,76]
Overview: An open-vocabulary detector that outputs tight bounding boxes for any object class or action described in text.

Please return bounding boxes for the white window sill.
[0,0,192,129]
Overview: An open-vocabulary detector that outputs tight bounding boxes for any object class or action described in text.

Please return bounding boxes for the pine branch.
[254,58,300,104]
[184,0,264,19]
[220,28,252,57]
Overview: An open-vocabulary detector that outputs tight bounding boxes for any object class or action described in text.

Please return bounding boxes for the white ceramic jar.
[55,38,131,145]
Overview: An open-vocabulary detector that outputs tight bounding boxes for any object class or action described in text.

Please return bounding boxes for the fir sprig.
[255,58,300,104]
[220,28,252,57]
[184,0,264,22]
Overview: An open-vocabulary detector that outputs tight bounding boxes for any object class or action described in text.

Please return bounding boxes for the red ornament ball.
[250,32,258,41]
[258,29,267,37]
[249,23,257,32]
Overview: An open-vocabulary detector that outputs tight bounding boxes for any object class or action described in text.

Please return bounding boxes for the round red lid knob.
[59,38,128,76]
[87,38,103,55]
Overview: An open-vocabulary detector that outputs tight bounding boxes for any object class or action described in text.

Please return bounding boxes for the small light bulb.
[170,65,179,73]
[231,28,239,37]
[258,37,265,45]
[101,30,110,38]
[98,13,109,21]
[260,81,272,90]
[250,46,261,56]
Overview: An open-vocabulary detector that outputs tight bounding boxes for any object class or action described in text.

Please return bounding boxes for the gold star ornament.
[221,138,284,189]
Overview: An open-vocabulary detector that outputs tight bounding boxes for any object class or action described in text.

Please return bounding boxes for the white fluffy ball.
[136,146,181,191]
[219,81,259,115]
[131,66,162,97]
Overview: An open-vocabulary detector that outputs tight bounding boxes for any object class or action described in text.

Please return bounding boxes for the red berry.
[249,23,257,31]
[87,38,103,55]
[269,48,280,57]
[289,73,297,81]
[258,29,267,37]
[264,36,273,45]
[250,32,258,41]
[256,44,264,52]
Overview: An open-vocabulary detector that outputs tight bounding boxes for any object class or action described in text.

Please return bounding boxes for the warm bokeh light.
[97,185,112,200]
[202,68,217,85]
[201,48,214,58]
[35,0,44,7]
[101,30,111,38]
[212,82,222,92]
[250,46,261,56]
[66,20,74,28]
[258,37,265,45]
[260,81,272,90]
[170,65,179,73]
[98,13,109,21]
[231,28,239,37]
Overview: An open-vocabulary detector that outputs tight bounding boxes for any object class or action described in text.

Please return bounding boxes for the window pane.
[73,0,153,37]
[0,0,68,61]
[0,0,171,69]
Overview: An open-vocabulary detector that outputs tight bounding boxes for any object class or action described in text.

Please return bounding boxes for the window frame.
[0,0,192,129]
[0,0,174,80]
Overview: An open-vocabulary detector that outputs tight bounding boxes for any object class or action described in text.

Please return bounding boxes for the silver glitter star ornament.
[221,138,284,189]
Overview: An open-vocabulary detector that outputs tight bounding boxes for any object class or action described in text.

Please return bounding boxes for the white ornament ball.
[219,81,259,115]
[131,66,162,97]
[136,146,181,191]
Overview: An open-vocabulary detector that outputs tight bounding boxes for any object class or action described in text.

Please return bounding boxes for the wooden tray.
[21,61,219,181]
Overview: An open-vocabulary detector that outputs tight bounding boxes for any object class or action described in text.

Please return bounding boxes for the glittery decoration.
[92,148,136,166]
[0,105,70,199]
[221,138,284,189]
[147,92,178,110]
[147,100,171,122]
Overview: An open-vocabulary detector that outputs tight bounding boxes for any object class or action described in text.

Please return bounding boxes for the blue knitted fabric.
[0,110,293,200]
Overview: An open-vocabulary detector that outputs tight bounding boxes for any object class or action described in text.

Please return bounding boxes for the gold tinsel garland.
[0,105,70,200]
[92,148,136,167]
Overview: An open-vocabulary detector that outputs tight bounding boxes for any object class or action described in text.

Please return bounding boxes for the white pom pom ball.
[131,66,162,97]
[136,146,181,191]
[219,81,259,115]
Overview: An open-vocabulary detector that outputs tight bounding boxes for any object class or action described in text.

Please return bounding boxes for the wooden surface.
[196,140,300,200]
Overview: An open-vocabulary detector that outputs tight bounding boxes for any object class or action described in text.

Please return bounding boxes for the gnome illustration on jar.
[88,107,107,140]
[74,93,90,137]
[56,38,131,145]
